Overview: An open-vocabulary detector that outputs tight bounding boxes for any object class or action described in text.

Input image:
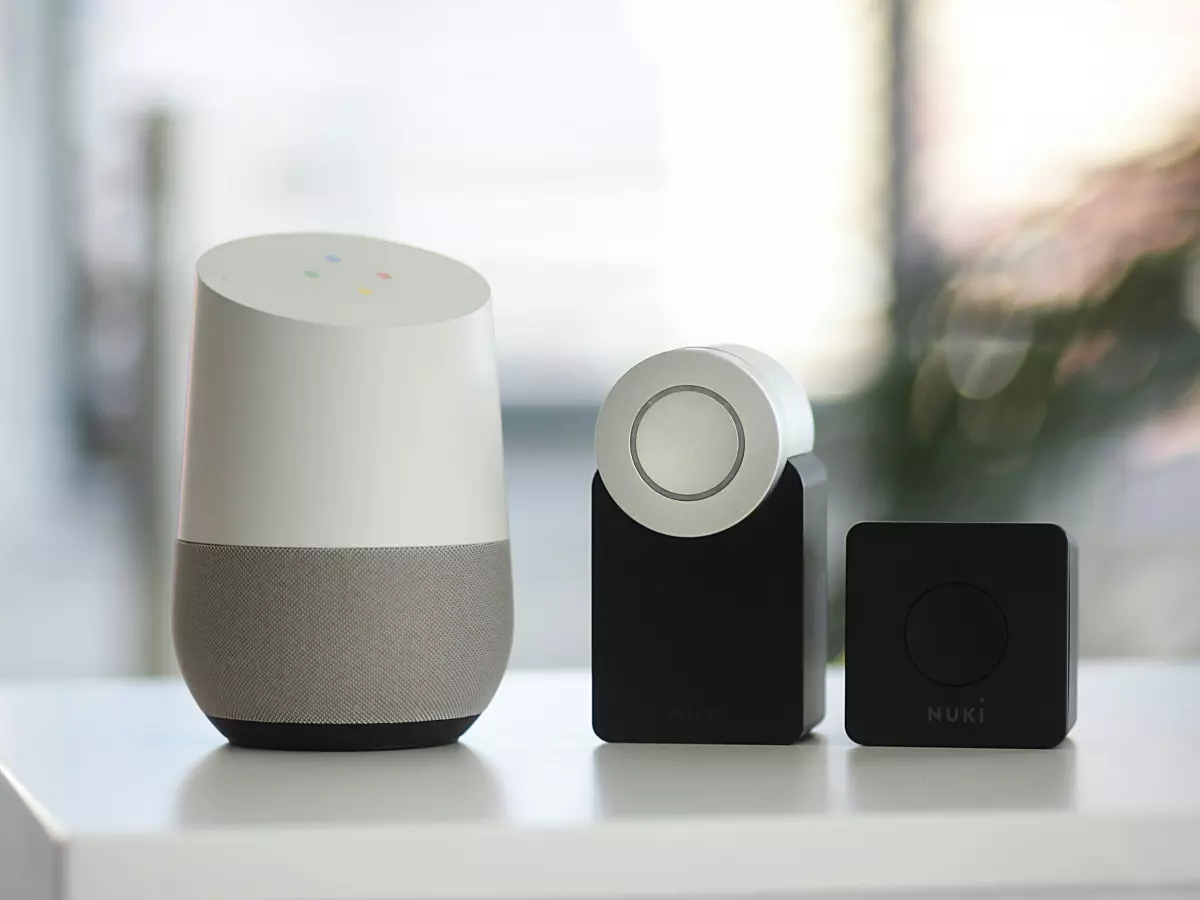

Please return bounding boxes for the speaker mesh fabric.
[172,540,512,725]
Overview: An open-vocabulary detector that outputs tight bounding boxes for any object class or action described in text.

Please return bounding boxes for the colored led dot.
[325,254,341,262]
[357,287,372,295]
[303,270,319,278]
[375,272,392,280]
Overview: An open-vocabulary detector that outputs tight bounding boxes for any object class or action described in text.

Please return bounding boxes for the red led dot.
[375,272,392,280]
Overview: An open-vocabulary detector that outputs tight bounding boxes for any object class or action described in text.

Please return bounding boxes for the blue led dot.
[325,254,341,263]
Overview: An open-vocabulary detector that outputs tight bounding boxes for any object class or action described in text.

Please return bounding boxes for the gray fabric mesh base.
[172,540,513,725]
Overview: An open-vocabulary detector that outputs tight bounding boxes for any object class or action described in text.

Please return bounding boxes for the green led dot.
[304,270,319,278]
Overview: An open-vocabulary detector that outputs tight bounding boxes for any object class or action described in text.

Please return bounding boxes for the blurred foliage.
[872,248,1200,520]
[828,135,1200,658]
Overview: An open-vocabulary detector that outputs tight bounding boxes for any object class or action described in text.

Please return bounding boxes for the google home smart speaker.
[592,345,827,744]
[172,233,512,751]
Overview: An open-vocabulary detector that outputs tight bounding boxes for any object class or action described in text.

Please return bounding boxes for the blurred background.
[2,0,1200,677]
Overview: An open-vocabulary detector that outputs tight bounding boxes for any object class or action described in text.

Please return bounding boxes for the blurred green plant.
[873,250,1200,518]
[828,135,1200,658]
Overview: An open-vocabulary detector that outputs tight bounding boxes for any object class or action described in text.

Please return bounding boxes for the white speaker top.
[179,233,507,549]
[196,233,490,328]
[596,345,815,538]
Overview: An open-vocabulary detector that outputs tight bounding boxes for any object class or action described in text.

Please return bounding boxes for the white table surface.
[1,664,1199,900]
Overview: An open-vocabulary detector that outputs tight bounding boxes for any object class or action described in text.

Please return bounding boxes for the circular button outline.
[903,581,1008,688]
[629,385,746,502]
[595,347,787,538]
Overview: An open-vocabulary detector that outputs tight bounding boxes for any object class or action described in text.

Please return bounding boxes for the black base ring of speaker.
[208,714,479,751]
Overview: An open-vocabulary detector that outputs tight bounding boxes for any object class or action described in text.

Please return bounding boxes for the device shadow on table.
[845,739,1077,813]
[591,735,1076,818]
[174,741,502,827]
[591,735,831,818]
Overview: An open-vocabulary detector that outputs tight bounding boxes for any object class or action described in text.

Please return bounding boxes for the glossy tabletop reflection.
[1,665,1199,900]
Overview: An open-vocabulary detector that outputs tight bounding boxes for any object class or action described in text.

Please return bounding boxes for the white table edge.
[47,810,1200,900]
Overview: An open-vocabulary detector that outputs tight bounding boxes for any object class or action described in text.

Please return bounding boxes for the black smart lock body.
[591,346,828,745]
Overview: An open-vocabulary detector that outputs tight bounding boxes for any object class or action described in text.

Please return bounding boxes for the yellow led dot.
[357,287,372,295]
